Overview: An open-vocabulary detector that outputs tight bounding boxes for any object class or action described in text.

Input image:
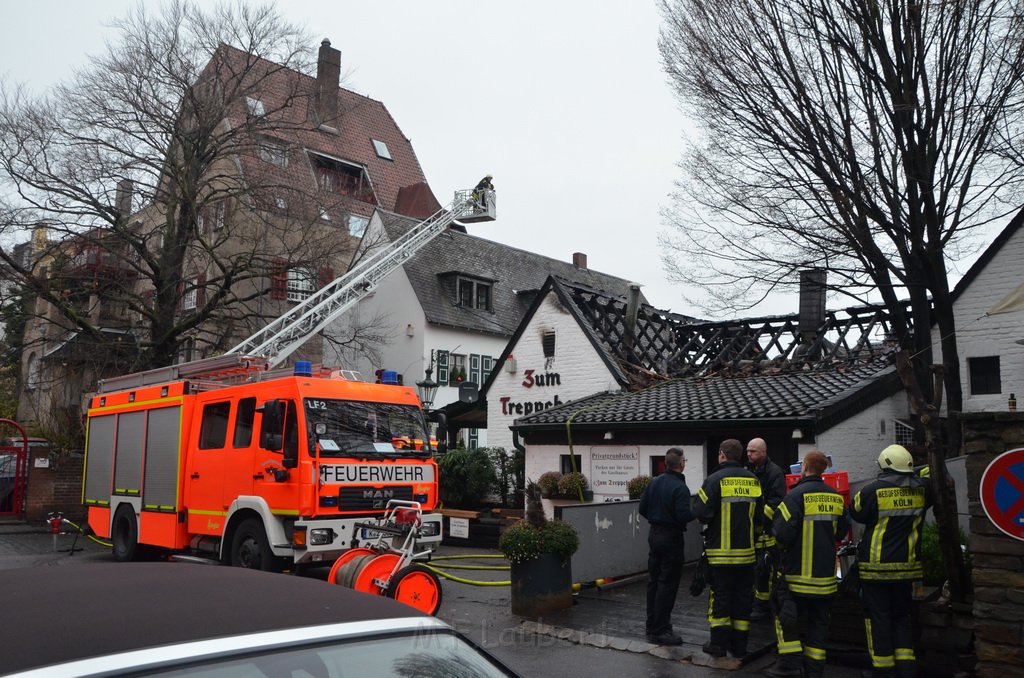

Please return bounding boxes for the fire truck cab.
[83,361,442,569]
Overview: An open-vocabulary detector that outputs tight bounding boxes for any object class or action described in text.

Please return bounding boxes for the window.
[468,428,479,449]
[457,278,492,311]
[199,401,231,449]
[182,281,198,311]
[233,397,256,448]
[25,353,39,391]
[436,350,449,384]
[559,454,583,476]
[287,268,315,302]
[318,206,332,222]
[274,196,288,211]
[246,97,265,117]
[371,139,392,160]
[309,153,376,204]
[348,214,368,238]
[449,353,467,386]
[969,356,1001,395]
[542,331,556,358]
[259,139,288,167]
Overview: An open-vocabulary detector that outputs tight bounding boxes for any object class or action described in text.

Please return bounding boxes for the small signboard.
[590,447,639,501]
[980,447,1024,541]
[449,516,470,539]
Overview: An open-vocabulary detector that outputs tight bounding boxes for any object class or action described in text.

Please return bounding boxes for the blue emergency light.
[294,361,313,377]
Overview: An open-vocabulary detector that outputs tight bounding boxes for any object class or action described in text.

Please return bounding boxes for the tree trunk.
[895,352,968,602]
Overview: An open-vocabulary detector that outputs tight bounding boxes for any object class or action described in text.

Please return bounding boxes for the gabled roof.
[511,364,901,433]
[378,211,644,337]
[213,43,428,216]
[951,207,1024,302]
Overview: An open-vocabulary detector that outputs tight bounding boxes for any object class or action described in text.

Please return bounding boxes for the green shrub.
[437,448,497,508]
[537,471,562,498]
[486,446,525,508]
[557,471,588,499]
[627,475,651,500]
[920,521,971,586]
[499,517,580,565]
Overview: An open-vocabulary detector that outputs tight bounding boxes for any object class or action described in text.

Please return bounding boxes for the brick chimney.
[315,38,341,129]
[798,269,827,343]
[115,179,133,222]
[624,283,642,349]
[572,252,587,269]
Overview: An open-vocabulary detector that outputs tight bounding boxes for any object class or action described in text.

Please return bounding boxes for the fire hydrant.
[47,511,64,552]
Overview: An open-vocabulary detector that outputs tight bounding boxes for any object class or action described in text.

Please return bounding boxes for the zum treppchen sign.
[498,367,563,416]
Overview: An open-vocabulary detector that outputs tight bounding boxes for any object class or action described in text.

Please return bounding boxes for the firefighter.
[765,451,848,678]
[695,438,763,659]
[472,174,493,209]
[745,437,787,619]
[850,444,933,678]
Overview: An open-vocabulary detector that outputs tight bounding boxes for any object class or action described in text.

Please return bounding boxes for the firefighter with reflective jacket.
[765,451,848,678]
[850,444,934,678]
[695,438,763,659]
[746,437,787,619]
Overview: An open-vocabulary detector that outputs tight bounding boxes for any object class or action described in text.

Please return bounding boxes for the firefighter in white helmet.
[849,444,934,677]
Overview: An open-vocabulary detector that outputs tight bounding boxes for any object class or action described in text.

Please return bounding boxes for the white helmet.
[877,444,914,473]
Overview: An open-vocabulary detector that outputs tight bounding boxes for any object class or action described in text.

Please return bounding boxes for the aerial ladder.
[97,186,496,393]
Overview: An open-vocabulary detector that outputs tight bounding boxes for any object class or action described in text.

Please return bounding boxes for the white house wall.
[799,391,909,483]
[933,224,1024,413]
[488,290,622,451]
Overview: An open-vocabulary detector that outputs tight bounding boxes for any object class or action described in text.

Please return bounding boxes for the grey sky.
[0,1,1002,318]
[0,0,703,312]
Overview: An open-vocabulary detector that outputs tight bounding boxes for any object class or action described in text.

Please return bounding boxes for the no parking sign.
[980,448,1024,541]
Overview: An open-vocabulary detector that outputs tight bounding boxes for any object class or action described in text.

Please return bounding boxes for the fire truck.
[82,187,495,569]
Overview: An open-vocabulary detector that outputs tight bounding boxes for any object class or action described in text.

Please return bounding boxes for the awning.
[987,280,1024,315]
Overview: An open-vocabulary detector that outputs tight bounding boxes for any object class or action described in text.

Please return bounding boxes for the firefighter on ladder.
[765,451,848,678]
[850,444,933,678]
[472,174,493,210]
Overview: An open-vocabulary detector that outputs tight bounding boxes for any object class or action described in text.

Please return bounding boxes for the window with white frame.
[457,277,492,311]
[348,214,368,237]
[182,279,198,311]
[212,201,226,230]
[371,139,392,160]
[246,97,266,117]
[287,268,315,302]
[448,353,467,386]
[259,139,288,167]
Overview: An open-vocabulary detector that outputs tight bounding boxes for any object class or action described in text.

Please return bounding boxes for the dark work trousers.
[772,590,831,678]
[860,580,916,677]
[645,525,685,636]
[753,539,776,604]
[707,564,755,655]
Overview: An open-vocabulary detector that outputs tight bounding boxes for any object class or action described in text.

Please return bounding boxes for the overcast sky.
[0,1,1004,318]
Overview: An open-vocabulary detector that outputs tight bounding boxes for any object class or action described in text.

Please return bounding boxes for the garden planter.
[510,552,572,617]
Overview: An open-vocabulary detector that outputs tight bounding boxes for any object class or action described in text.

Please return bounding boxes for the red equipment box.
[785,471,850,506]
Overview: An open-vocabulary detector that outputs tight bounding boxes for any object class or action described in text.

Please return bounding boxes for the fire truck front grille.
[337,486,414,511]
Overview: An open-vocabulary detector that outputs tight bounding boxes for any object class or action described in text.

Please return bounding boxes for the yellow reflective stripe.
[709,616,731,628]
[764,504,775,519]
[189,509,228,517]
[698,488,709,502]
[731,619,750,631]
[894,647,916,661]
[865,619,895,668]
[803,645,826,661]
[907,514,923,565]
[722,496,732,551]
[853,491,863,513]
[755,590,771,601]
[801,519,814,578]
[778,502,792,521]
[706,554,757,566]
[869,516,888,563]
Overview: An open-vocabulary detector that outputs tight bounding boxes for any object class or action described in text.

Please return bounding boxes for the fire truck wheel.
[386,564,443,615]
[230,518,275,571]
[112,506,140,562]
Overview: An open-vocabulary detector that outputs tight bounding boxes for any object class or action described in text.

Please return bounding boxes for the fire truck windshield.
[304,399,431,458]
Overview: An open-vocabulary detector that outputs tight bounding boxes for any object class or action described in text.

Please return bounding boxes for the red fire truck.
[82,187,495,569]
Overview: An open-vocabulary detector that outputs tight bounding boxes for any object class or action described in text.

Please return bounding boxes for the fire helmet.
[877,444,914,473]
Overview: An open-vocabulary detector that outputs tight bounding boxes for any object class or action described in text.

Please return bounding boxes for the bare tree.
[0,2,391,443]
[659,0,1024,600]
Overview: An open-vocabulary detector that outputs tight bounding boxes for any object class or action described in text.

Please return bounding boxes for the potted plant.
[557,471,591,502]
[499,481,580,617]
[627,474,651,500]
[537,471,562,499]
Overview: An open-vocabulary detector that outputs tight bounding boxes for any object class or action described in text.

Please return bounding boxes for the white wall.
[934,225,1024,412]
[487,290,622,451]
[801,391,910,483]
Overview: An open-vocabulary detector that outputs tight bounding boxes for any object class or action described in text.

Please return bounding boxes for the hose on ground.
[61,518,113,548]
[422,553,511,586]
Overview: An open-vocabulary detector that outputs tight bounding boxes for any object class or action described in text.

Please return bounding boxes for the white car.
[1,562,518,677]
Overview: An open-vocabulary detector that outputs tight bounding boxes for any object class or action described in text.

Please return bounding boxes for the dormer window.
[348,214,368,237]
[259,138,288,167]
[457,277,492,312]
[246,97,266,117]
[371,139,392,160]
[308,152,377,204]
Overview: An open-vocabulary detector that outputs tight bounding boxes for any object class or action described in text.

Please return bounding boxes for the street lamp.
[415,352,439,411]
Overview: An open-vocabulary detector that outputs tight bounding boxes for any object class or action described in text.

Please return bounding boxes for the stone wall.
[962,412,1024,677]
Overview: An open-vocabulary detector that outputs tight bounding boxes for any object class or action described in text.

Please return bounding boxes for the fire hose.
[420,554,511,586]
[47,513,113,548]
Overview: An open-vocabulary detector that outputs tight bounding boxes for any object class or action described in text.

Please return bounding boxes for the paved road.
[0,527,866,677]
